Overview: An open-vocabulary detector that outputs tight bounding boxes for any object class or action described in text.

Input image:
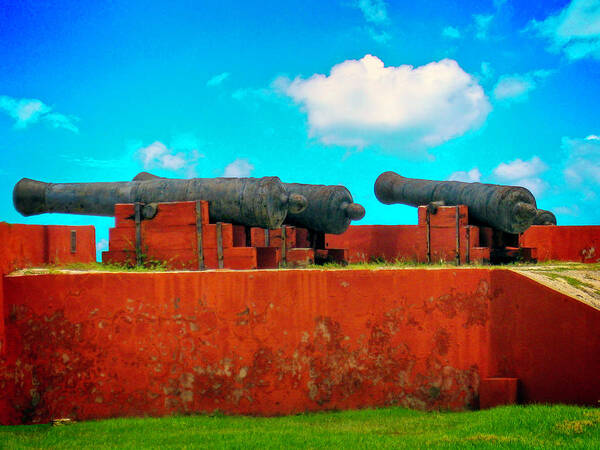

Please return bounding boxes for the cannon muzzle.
[533,209,557,226]
[374,171,537,234]
[283,183,365,234]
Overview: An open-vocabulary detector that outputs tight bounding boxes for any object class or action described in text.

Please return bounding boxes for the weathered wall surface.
[1,267,599,425]
[0,222,96,422]
[0,223,96,275]
[520,225,600,263]
[489,271,600,405]
[1,269,492,424]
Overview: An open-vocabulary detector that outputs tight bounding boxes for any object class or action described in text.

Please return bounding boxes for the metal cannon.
[125,173,364,234]
[283,183,365,234]
[13,174,308,229]
[374,171,538,234]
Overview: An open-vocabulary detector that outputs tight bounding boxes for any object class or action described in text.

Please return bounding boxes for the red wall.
[0,221,96,413]
[520,225,600,263]
[1,268,599,425]
[489,271,600,404]
[1,269,491,424]
[0,223,96,274]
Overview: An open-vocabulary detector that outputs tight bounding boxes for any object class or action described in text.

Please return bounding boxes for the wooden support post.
[70,230,77,254]
[216,222,224,269]
[264,228,270,247]
[455,205,461,266]
[426,208,431,264]
[195,201,205,270]
[281,225,287,267]
[466,226,471,265]
[134,202,143,266]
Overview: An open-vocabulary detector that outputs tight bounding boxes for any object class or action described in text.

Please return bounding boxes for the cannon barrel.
[533,209,557,226]
[282,183,365,234]
[13,175,308,229]
[374,171,537,234]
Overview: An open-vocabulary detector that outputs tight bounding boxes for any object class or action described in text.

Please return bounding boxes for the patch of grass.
[1,405,599,448]
[537,271,596,290]
[13,260,170,275]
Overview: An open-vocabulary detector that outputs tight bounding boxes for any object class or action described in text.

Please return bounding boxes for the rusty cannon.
[282,182,365,234]
[13,174,308,229]
[374,171,538,234]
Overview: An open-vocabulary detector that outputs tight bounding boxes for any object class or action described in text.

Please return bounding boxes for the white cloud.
[553,205,580,216]
[275,55,491,153]
[136,134,203,176]
[442,26,461,39]
[493,156,549,196]
[352,0,391,44]
[493,69,553,102]
[207,72,231,87]
[562,134,600,185]
[529,0,600,60]
[223,158,254,177]
[96,239,109,252]
[493,156,548,180]
[0,95,79,132]
[493,76,535,101]
[474,14,494,39]
[355,0,388,24]
[448,168,481,182]
[515,177,549,197]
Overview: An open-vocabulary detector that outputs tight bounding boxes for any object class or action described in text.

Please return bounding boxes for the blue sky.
[1,0,599,258]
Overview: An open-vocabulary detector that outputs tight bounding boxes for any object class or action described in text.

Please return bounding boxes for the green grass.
[1,405,599,449]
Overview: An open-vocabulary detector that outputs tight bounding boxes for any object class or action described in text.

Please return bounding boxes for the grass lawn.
[1,405,599,449]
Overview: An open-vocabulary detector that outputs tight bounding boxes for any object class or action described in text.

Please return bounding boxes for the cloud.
[207,72,231,87]
[529,0,600,60]
[474,14,494,39]
[479,62,494,81]
[442,26,461,39]
[368,28,392,43]
[562,134,600,186]
[493,69,554,102]
[355,0,388,24]
[275,55,491,153]
[61,155,125,168]
[223,158,254,177]
[493,156,548,180]
[448,168,481,182]
[352,0,391,43]
[0,95,79,132]
[96,239,109,252]
[136,134,203,177]
[493,156,549,196]
[553,205,580,216]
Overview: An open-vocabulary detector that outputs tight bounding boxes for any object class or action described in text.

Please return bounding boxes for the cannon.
[13,174,308,229]
[374,171,538,234]
[127,173,365,234]
[533,209,557,226]
[282,183,365,234]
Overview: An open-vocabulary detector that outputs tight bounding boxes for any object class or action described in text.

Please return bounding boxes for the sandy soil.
[511,264,600,310]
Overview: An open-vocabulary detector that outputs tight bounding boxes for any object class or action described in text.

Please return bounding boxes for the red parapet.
[520,225,600,263]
